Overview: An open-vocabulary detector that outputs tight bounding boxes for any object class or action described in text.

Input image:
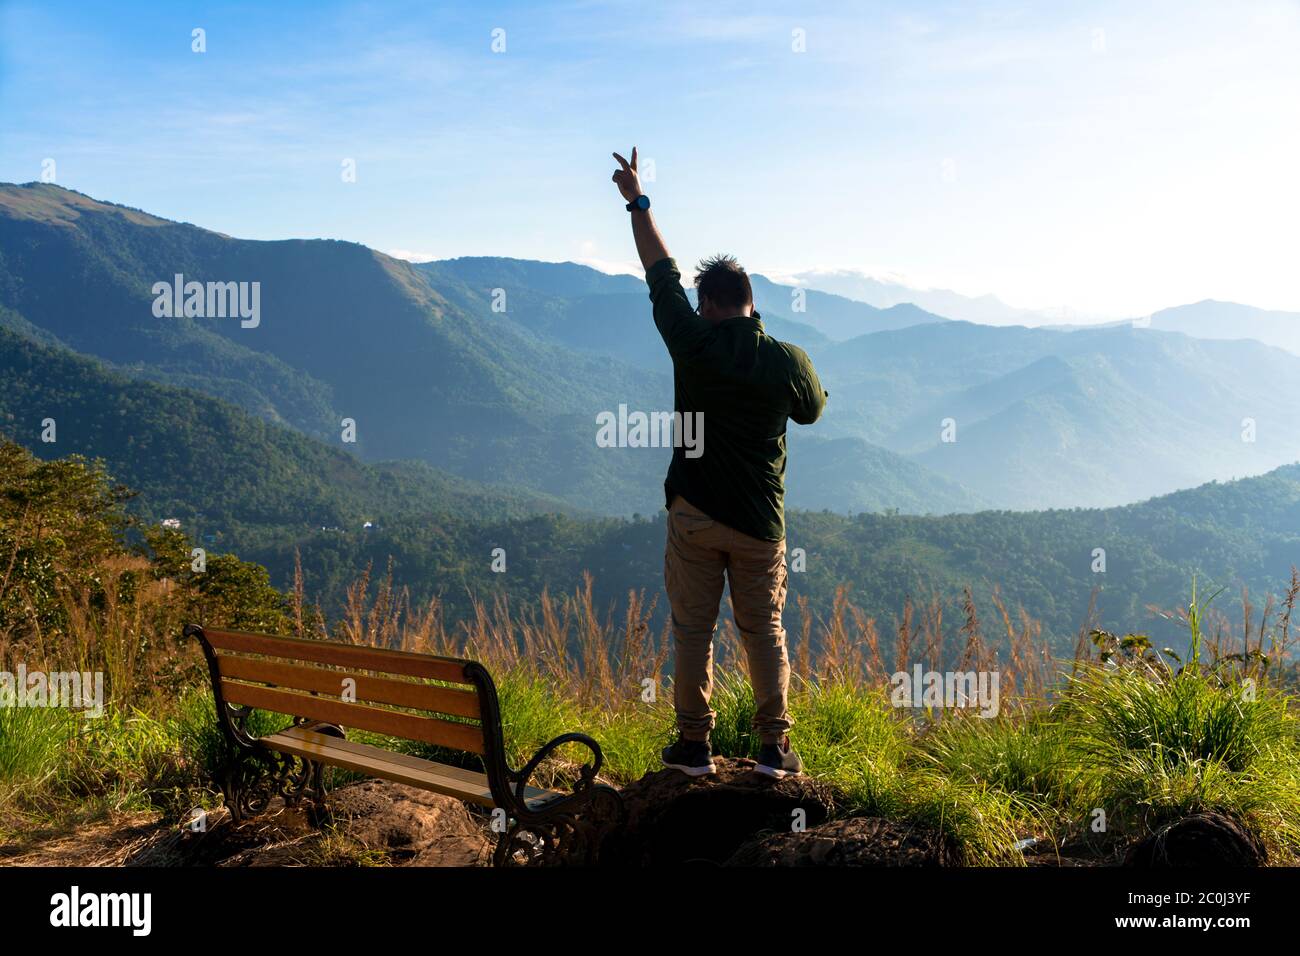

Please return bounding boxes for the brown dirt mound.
[597,757,839,866]
[725,816,958,866]
[126,780,492,867]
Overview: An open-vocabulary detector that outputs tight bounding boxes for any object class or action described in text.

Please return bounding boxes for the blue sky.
[2,0,1298,316]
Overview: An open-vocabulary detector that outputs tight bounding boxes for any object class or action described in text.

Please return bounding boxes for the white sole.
[753,764,802,779]
[663,760,716,777]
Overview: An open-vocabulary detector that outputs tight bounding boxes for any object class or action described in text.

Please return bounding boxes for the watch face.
[636,195,650,209]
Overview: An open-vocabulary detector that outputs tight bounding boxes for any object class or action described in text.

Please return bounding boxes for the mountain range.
[3,182,1299,646]
[2,181,1299,519]
[0,184,979,517]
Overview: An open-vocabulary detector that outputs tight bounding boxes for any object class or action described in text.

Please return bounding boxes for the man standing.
[612,148,827,778]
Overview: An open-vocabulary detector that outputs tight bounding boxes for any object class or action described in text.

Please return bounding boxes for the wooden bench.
[185,624,622,866]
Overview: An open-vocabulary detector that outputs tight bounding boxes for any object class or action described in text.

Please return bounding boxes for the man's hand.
[612,148,643,203]
[614,146,669,270]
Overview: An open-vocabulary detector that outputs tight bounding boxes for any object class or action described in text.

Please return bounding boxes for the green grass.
[0,686,253,838]
[0,705,76,803]
[1058,663,1300,856]
[3,661,1297,865]
[920,713,1071,806]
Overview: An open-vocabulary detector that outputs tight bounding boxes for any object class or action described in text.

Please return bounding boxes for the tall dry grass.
[0,553,186,713]
[293,554,1260,716]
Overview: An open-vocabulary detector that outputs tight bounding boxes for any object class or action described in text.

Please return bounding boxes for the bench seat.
[260,726,565,810]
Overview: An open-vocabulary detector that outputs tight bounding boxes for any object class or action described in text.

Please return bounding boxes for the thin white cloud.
[573,255,642,277]
[387,249,439,263]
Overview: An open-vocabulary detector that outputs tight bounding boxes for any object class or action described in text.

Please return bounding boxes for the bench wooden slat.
[261,728,562,809]
[221,681,486,754]
[275,726,488,781]
[202,628,471,684]
[217,655,481,719]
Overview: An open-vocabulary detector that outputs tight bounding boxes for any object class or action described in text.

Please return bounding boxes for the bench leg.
[220,749,278,823]
[219,723,344,824]
[291,722,344,825]
[493,785,625,866]
[494,817,569,867]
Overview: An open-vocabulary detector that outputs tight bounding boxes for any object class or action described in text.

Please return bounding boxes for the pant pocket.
[671,506,715,536]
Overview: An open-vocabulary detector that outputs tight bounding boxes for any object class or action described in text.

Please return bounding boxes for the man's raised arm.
[612,148,670,271]
[612,146,711,359]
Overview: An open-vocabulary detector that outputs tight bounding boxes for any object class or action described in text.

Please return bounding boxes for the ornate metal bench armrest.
[510,731,604,816]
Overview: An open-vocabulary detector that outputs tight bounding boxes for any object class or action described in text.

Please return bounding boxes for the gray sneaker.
[755,737,803,778]
[661,735,716,777]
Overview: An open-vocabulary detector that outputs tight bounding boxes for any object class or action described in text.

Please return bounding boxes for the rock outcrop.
[1124,811,1267,867]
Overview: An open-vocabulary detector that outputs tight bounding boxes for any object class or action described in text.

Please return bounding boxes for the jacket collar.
[717,310,763,332]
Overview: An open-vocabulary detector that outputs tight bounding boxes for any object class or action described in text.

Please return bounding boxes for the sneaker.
[661,735,716,777]
[754,737,803,779]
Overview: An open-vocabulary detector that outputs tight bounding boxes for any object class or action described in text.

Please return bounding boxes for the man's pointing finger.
[612,152,631,172]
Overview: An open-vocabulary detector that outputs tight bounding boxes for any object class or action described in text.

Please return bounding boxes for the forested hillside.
[0,327,571,550]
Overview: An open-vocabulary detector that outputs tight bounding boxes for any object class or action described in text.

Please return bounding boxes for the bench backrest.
[186,625,499,757]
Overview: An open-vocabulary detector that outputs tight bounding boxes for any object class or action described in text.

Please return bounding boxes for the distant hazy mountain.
[1147,300,1300,358]
[816,320,1300,508]
[1046,301,1300,359]
[792,268,1097,327]
[747,273,947,340]
[424,256,946,345]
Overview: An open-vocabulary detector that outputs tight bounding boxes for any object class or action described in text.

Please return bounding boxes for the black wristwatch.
[626,195,650,212]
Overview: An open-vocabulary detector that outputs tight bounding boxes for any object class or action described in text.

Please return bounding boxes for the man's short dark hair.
[694,254,753,312]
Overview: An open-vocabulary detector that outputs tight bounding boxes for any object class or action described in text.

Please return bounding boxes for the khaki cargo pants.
[664,495,791,745]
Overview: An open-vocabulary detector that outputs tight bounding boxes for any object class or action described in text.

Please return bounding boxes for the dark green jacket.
[646,257,827,542]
